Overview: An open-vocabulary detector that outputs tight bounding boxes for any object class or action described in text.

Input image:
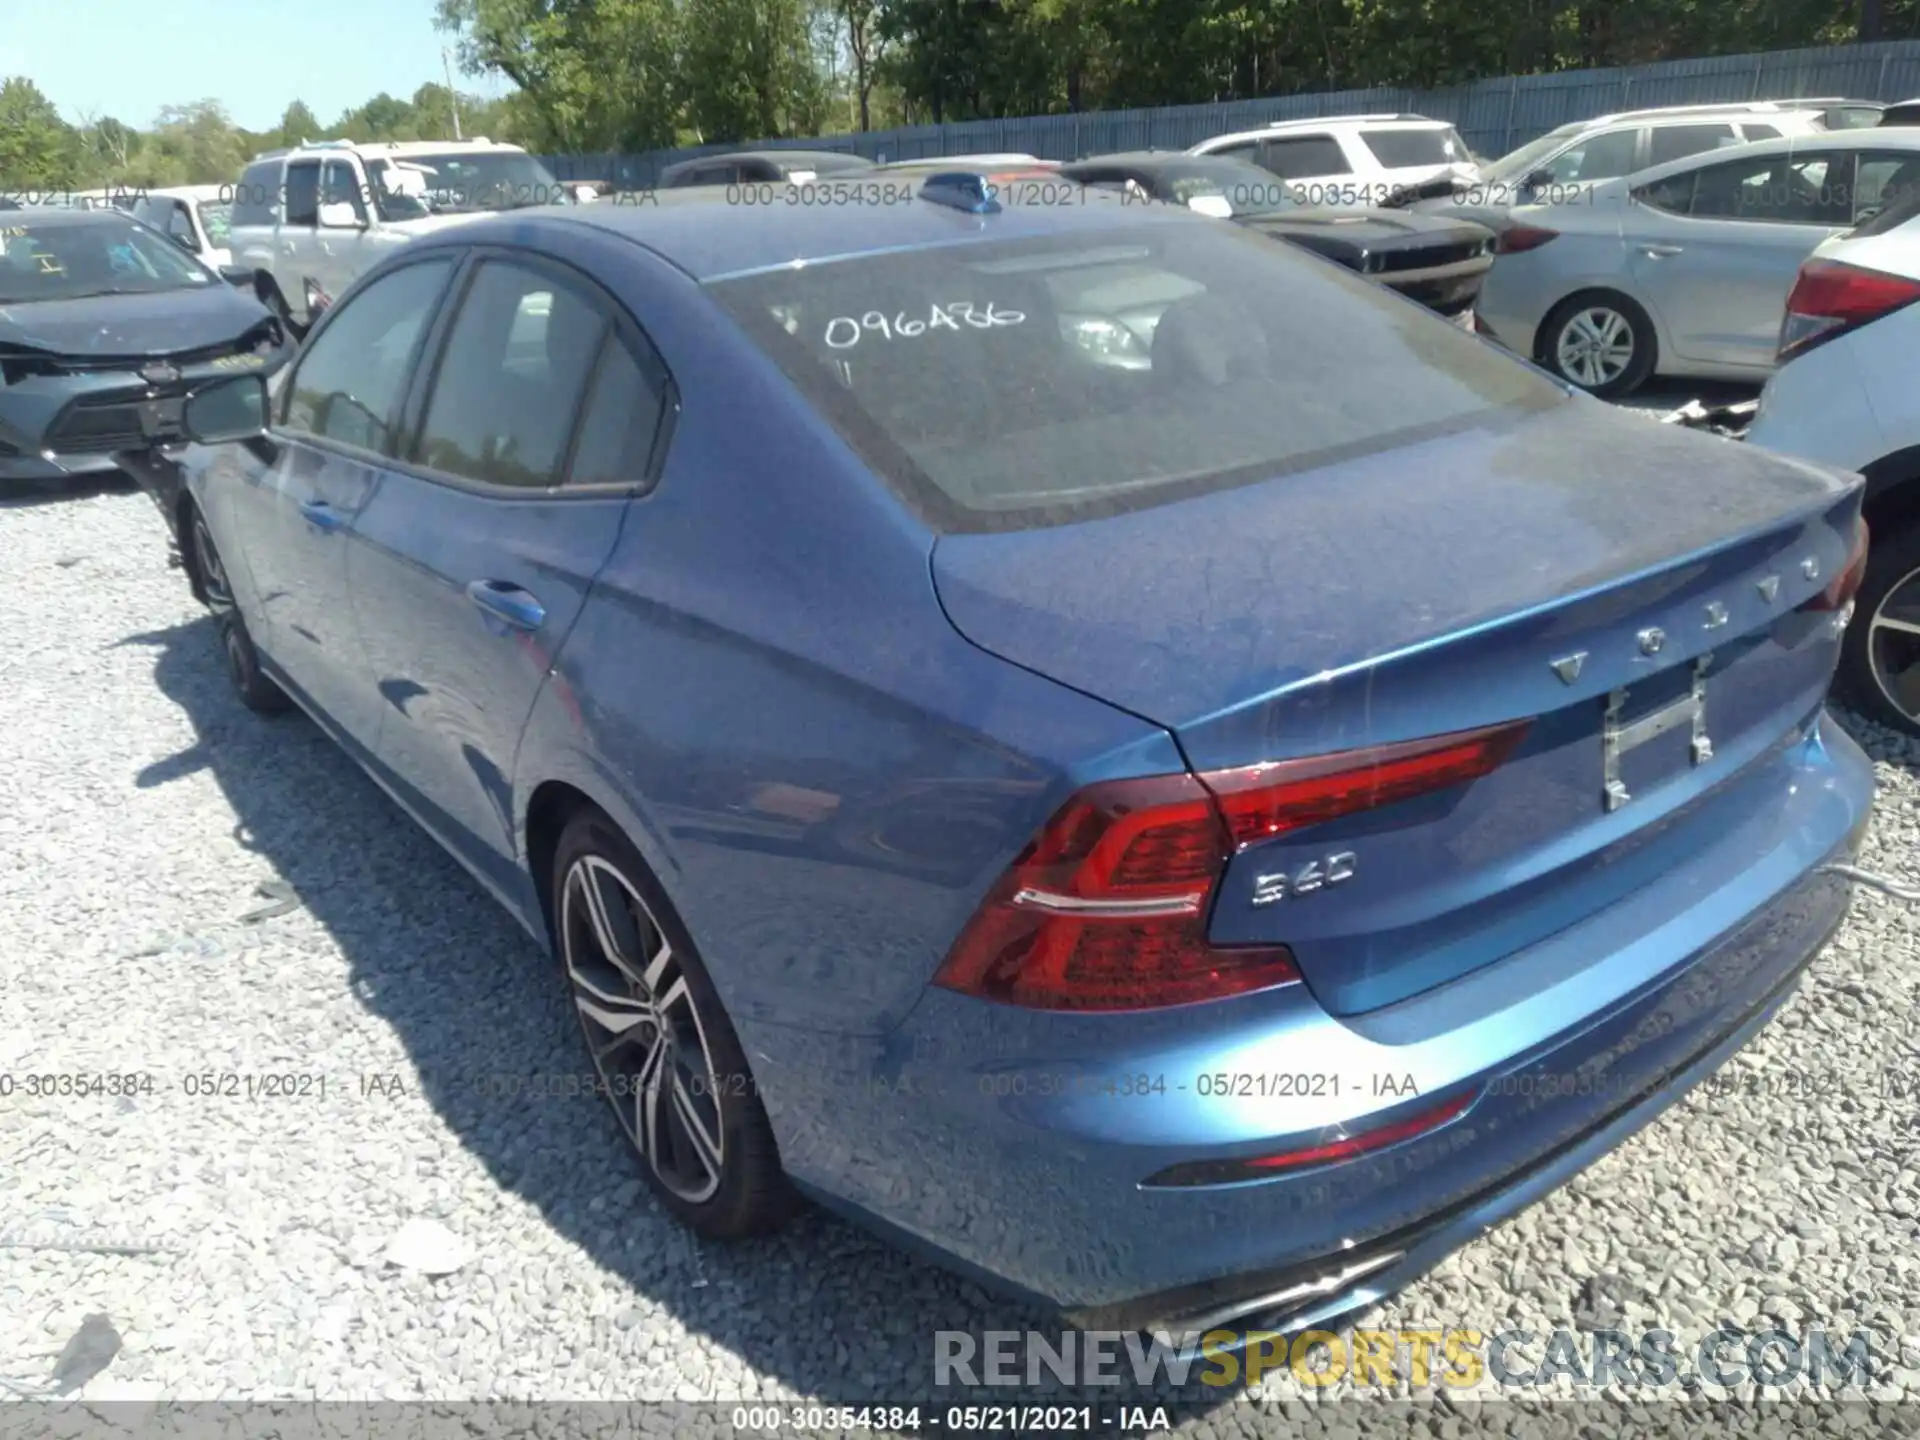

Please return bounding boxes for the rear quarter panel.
[507,231,1175,1037]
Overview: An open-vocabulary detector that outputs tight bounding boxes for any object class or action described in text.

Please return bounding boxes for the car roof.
[1065,151,1239,170]
[2,207,131,227]
[679,149,871,165]
[141,184,229,202]
[471,183,1189,282]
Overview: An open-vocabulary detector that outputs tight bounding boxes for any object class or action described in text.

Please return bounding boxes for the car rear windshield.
[1359,126,1467,169]
[0,215,212,304]
[707,220,1564,532]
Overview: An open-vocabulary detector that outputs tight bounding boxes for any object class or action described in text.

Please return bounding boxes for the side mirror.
[182,374,271,444]
[1523,168,1551,191]
[169,231,198,254]
[317,200,365,229]
[218,263,255,287]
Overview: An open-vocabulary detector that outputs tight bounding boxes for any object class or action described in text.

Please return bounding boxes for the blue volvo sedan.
[162,173,1875,1340]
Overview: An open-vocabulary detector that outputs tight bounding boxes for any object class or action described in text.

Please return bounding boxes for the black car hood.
[0,284,270,363]
[1238,207,1489,254]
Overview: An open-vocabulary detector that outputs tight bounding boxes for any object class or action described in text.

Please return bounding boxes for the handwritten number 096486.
[824,301,1025,350]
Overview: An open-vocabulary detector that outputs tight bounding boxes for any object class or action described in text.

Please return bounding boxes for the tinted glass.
[1742,123,1784,140]
[231,163,280,227]
[1358,127,1465,168]
[1691,152,1852,224]
[1258,135,1350,178]
[709,220,1563,531]
[283,162,319,226]
[282,259,450,452]
[165,203,196,245]
[414,261,609,487]
[1540,127,1639,183]
[0,214,213,304]
[568,337,668,486]
[321,160,367,218]
[1635,170,1697,215]
[1852,151,1920,220]
[1648,123,1739,166]
[1482,123,1586,184]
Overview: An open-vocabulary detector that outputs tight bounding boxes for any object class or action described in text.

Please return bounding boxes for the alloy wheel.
[559,854,726,1204]
[1554,306,1635,389]
[1867,563,1920,727]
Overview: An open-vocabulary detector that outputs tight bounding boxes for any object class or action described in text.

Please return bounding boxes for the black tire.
[550,807,796,1239]
[187,504,291,716]
[1537,290,1658,399]
[1837,518,1920,737]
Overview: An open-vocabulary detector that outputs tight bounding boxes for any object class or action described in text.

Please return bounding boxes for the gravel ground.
[2,478,1918,1431]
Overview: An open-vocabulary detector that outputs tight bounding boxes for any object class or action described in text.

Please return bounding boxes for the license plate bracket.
[1602,657,1713,812]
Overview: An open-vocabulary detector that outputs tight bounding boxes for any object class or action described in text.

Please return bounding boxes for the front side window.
[282,259,451,453]
[1691,152,1852,224]
[0,215,214,303]
[708,220,1563,532]
[283,162,320,227]
[321,160,367,222]
[166,203,197,247]
[412,260,609,487]
[230,163,280,227]
[1539,127,1640,184]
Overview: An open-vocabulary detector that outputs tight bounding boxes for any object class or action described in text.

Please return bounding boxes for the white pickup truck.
[225,137,589,326]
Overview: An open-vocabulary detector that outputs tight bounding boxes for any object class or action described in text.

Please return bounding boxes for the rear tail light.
[1777,259,1920,362]
[1803,515,1870,613]
[1497,223,1559,254]
[931,720,1530,1011]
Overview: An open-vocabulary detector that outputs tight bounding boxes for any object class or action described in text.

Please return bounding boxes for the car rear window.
[707,220,1564,532]
[1358,127,1465,169]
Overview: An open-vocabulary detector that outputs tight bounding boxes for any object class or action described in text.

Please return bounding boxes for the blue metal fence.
[539,38,1920,190]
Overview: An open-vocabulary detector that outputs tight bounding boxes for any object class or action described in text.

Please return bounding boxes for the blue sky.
[5,0,511,132]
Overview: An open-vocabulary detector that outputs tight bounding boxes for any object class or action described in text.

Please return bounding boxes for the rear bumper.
[746,712,1874,1320]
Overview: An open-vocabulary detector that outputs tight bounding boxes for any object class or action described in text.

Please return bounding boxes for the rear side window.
[1258,135,1349,179]
[231,163,280,227]
[1357,127,1463,169]
[1648,123,1739,166]
[1741,123,1784,141]
[567,336,670,487]
[413,260,609,488]
[708,221,1563,532]
[283,259,451,452]
[283,162,320,226]
[1691,153,1852,224]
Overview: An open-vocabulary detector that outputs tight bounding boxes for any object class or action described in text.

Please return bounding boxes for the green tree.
[0,77,78,188]
[278,99,321,147]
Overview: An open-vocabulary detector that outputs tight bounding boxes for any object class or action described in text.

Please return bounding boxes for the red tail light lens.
[1778,260,1920,362]
[1803,515,1870,613]
[1497,224,1559,254]
[932,720,1530,1011]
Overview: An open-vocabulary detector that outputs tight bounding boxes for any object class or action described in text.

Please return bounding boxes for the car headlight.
[1060,315,1151,369]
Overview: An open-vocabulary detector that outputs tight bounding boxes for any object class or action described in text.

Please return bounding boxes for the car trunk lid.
[931,397,1862,1014]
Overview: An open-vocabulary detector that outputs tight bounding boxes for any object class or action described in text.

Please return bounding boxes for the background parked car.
[659,150,876,187]
[1058,150,1493,322]
[160,177,1872,1341]
[0,207,289,486]
[1474,127,1920,396]
[227,137,569,325]
[1189,113,1479,207]
[132,184,235,269]
[1746,185,1920,734]
[1416,100,1848,231]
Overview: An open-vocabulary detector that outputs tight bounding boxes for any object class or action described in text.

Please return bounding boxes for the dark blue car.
[165,176,1875,1340]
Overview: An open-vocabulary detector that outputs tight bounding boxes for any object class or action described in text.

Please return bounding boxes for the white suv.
[226,138,576,324]
[1744,188,1920,734]
[1187,113,1478,206]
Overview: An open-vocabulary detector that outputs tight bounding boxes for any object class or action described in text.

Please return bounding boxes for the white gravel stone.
[1,480,1915,1434]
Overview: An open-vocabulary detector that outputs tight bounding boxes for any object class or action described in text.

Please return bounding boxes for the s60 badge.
[1252,852,1357,906]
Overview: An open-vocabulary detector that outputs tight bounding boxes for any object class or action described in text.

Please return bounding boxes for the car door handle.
[466,579,546,632]
[299,499,348,533]
[1639,243,1684,258]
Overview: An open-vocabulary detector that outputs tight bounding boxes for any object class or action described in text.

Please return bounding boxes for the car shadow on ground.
[126,612,1255,1415]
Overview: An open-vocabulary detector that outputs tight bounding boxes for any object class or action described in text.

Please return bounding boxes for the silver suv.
[226,138,576,324]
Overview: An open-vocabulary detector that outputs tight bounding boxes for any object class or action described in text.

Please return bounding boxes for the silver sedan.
[1474,129,1920,396]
